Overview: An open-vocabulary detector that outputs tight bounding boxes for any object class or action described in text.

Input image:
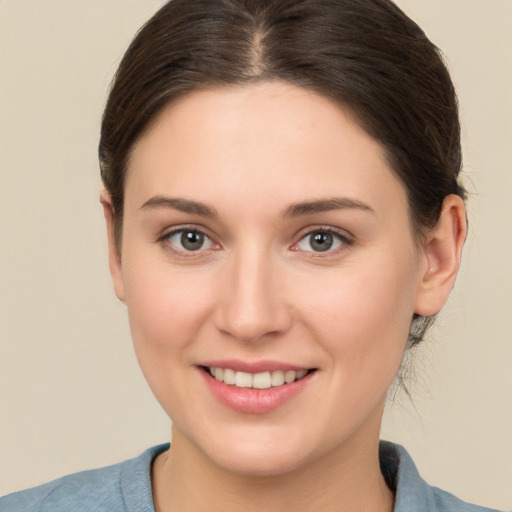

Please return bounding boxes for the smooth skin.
[102,81,466,512]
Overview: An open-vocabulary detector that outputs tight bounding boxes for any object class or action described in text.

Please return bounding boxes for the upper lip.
[198,359,312,373]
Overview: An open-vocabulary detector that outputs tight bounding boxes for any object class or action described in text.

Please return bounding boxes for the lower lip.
[199,369,314,414]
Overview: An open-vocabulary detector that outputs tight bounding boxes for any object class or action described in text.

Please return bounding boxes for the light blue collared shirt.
[0,442,502,511]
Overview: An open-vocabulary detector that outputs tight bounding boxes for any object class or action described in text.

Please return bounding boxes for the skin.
[102,81,466,512]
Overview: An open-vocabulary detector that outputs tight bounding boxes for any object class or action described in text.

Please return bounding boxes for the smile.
[206,367,309,389]
[198,361,317,413]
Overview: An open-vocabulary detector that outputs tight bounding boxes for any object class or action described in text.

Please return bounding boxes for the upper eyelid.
[294,225,354,242]
[158,224,215,241]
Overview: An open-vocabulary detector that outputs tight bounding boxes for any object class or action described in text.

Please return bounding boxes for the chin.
[207,444,310,477]
[187,424,323,477]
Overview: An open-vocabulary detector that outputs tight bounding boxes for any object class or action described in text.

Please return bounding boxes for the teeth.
[208,367,309,388]
[271,370,285,387]
[235,371,253,388]
[253,372,271,389]
[296,369,307,379]
[223,368,236,385]
[284,370,296,383]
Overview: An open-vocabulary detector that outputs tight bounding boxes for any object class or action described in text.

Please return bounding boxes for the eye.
[295,229,347,253]
[163,229,216,253]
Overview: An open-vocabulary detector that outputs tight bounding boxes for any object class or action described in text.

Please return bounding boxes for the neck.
[152,427,394,512]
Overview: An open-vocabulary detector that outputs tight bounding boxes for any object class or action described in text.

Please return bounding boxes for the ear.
[414,194,467,317]
[100,191,126,303]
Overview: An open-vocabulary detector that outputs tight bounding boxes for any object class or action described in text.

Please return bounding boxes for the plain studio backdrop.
[0,1,510,509]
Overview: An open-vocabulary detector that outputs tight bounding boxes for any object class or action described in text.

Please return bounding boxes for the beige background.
[0,0,510,509]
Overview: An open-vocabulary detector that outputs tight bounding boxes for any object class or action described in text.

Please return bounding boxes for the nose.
[214,246,292,343]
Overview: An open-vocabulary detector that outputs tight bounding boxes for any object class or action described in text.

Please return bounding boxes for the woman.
[0,0,504,511]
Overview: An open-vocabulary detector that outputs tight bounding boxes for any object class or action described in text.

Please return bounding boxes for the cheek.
[122,257,213,366]
[294,254,418,376]
[121,260,217,418]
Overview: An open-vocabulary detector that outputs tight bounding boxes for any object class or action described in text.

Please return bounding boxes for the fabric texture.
[0,442,502,512]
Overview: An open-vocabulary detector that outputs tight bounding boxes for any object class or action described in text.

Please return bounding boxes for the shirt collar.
[380,441,435,512]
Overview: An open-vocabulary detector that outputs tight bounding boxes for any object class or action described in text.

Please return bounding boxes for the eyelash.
[157,226,353,256]
[157,226,219,256]
[292,227,353,255]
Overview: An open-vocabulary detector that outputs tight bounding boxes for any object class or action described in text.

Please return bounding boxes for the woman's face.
[109,81,431,475]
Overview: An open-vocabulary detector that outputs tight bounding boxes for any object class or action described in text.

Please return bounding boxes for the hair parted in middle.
[99,0,465,347]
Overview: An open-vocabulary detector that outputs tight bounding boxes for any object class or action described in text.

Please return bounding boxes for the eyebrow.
[140,196,218,218]
[140,195,374,219]
[282,197,375,218]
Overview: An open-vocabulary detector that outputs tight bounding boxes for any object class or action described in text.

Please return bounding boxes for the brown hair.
[99,0,465,345]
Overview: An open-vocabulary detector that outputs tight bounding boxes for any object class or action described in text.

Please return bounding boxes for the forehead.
[126,81,408,221]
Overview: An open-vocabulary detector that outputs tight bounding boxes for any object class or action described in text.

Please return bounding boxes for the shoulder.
[0,463,125,512]
[380,441,504,512]
[0,444,169,512]
[428,486,503,512]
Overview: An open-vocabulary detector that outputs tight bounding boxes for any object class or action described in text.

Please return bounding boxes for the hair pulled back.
[99,0,466,345]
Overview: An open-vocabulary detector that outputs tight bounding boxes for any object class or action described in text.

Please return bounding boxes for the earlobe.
[100,191,126,303]
[414,194,467,317]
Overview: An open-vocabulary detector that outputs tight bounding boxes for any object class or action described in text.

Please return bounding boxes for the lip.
[199,359,309,373]
[197,361,316,414]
